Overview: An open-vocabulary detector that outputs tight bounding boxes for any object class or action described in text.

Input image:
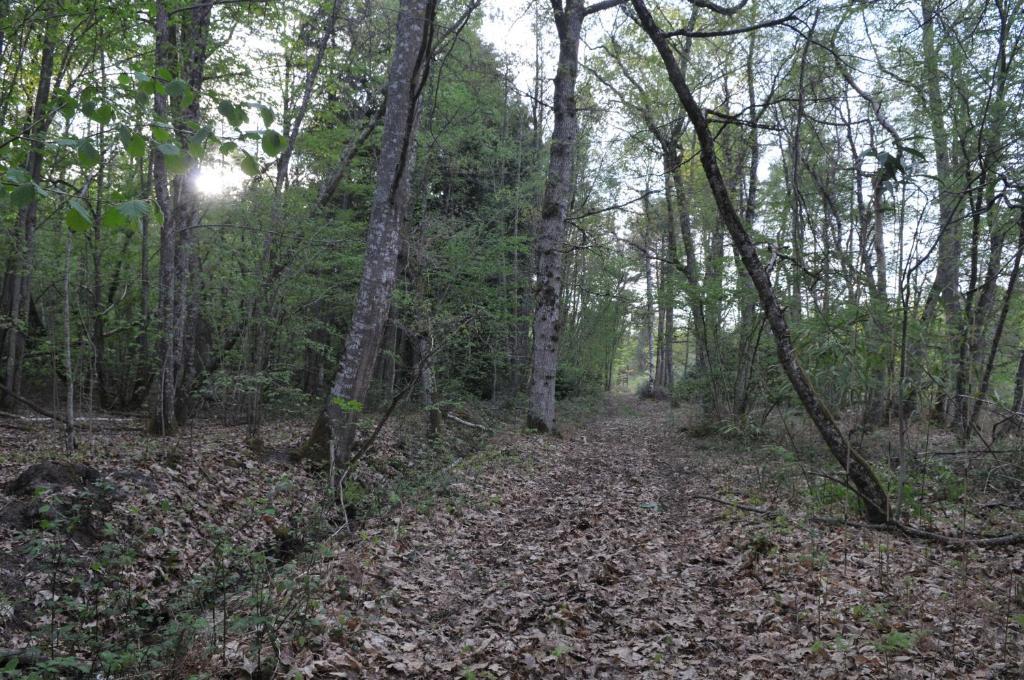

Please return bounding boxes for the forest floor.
[2,396,1023,678]
[313,395,1024,679]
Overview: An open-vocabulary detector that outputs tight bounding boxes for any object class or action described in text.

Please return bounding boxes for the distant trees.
[628,0,891,522]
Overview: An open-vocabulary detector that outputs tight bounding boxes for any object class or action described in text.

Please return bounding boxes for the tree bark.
[527,0,587,433]
[148,0,213,434]
[62,217,75,452]
[920,0,964,423]
[309,0,439,487]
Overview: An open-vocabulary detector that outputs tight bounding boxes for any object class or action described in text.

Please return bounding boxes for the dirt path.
[320,396,1020,678]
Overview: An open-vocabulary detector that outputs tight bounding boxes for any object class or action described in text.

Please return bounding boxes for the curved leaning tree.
[626,0,891,523]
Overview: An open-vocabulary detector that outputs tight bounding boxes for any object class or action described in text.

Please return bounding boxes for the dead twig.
[445,412,489,431]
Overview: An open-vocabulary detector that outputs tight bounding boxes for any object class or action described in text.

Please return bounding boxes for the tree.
[313,0,440,496]
[149,0,215,434]
[527,0,622,433]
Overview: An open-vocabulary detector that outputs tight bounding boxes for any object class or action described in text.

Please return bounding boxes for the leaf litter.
[312,397,1024,677]
[2,397,1023,677]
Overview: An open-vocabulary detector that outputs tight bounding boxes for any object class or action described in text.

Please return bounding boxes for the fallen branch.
[0,384,66,424]
[692,493,1024,546]
[445,412,489,431]
[893,524,1024,547]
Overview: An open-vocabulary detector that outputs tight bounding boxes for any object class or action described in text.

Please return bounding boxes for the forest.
[1,0,1023,676]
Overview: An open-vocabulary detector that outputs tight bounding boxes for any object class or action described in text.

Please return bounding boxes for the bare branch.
[688,0,749,15]
[662,3,807,38]
[585,0,625,16]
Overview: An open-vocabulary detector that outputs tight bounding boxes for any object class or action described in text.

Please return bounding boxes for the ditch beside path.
[322,395,1018,678]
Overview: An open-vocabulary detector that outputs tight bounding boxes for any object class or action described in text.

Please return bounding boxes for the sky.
[479,0,538,66]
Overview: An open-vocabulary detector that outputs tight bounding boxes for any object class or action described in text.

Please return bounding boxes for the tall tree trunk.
[62,219,75,452]
[306,0,438,488]
[920,0,963,423]
[149,2,175,433]
[655,185,676,398]
[643,232,656,398]
[733,30,761,417]
[670,159,720,411]
[630,0,890,523]
[133,154,153,406]
[148,0,213,434]
[417,331,442,435]
[862,174,892,426]
[969,211,1024,435]
[1013,350,1024,418]
[2,31,53,408]
[527,0,586,433]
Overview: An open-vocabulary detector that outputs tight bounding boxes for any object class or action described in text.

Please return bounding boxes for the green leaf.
[157,142,181,157]
[187,130,210,159]
[151,125,174,143]
[101,208,127,229]
[330,396,363,413]
[5,167,30,184]
[66,198,92,233]
[258,104,274,127]
[261,129,284,157]
[119,129,147,158]
[163,152,193,175]
[167,78,194,108]
[165,78,189,98]
[239,153,259,177]
[115,199,150,222]
[10,183,35,207]
[217,100,248,127]
[86,103,115,126]
[188,139,205,159]
[158,142,192,174]
[54,92,77,119]
[77,140,101,168]
[218,141,238,155]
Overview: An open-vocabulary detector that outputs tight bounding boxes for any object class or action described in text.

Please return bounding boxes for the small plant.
[330,396,364,413]
[851,602,889,629]
[875,630,915,654]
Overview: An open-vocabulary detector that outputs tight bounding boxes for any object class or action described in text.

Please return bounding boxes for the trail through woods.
[317,397,1023,678]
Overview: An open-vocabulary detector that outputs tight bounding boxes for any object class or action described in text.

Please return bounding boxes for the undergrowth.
[0,413,498,679]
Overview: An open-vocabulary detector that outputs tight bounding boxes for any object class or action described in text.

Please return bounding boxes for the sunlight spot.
[194,163,247,196]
